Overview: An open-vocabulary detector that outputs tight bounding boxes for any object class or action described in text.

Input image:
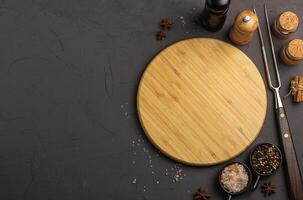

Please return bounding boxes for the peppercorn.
[250,143,282,176]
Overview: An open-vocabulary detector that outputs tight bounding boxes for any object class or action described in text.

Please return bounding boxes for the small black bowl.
[219,162,252,200]
[249,143,282,191]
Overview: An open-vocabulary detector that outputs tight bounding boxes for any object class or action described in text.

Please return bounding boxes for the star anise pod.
[193,187,211,200]
[156,31,166,41]
[261,181,276,196]
[160,19,173,30]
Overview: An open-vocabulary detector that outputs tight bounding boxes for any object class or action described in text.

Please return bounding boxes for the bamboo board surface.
[137,38,267,166]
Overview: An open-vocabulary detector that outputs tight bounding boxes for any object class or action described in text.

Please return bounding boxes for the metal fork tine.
[253,7,274,90]
[264,4,281,88]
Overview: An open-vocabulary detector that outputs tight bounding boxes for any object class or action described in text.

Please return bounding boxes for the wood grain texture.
[276,107,303,200]
[137,38,267,166]
[229,10,259,45]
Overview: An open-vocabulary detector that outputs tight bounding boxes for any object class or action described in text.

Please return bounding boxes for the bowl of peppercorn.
[250,143,282,191]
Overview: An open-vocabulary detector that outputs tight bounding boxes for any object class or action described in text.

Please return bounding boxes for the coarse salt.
[220,163,249,193]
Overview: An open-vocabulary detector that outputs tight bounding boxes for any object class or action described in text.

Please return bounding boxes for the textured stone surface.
[0,0,302,199]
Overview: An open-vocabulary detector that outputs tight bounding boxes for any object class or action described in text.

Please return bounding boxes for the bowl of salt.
[219,162,252,200]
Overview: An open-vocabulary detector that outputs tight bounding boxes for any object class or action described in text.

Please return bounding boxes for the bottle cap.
[287,39,303,61]
[278,11,299,32]
[235,10,258,32]
[206,0,230,13]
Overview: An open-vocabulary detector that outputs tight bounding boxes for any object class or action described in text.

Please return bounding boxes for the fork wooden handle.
[276,107,303,200]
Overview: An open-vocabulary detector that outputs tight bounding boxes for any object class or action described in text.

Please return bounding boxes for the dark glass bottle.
[201,0,231,32]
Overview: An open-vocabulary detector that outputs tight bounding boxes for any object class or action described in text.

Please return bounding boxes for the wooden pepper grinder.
[229,10,259,45]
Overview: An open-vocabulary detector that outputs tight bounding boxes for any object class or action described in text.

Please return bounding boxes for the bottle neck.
[206,0,230,13]
[205,3,229,14]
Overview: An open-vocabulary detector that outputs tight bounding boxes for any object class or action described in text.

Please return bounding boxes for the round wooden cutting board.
[137,38,267,166]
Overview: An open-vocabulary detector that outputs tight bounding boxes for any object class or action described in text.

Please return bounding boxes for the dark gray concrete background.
[0,0,302,199]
